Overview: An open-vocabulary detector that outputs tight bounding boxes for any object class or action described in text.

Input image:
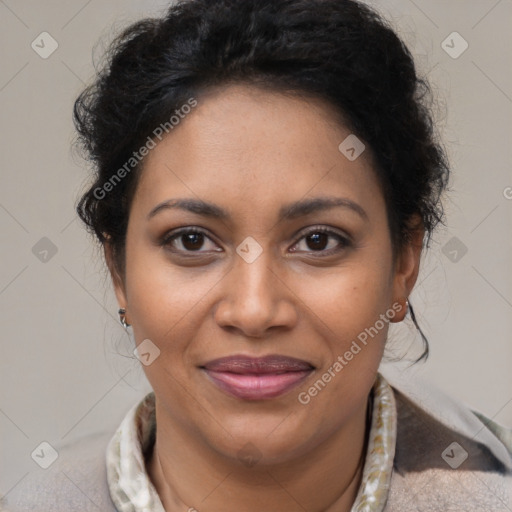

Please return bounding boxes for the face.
[108,84,422,464]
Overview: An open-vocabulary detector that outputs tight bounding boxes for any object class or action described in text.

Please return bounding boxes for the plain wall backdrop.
[1,0,511,499]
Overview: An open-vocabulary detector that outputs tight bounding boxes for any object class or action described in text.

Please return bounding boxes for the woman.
[4,0,511,511]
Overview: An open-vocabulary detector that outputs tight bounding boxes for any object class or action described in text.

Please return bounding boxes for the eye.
[160,226,351,257]
[160,228,222,254]
[290,226,351,255]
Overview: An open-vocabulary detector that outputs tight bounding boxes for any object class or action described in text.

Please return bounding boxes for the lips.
[200,355,315,400]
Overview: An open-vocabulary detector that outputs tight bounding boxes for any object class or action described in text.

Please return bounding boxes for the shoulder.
[382,368,512,511]
[1,430,118,512]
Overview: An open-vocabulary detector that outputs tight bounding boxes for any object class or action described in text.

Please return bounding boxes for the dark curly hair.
[73,0,450,361]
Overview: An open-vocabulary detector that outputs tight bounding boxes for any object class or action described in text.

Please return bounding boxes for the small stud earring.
[118,308,131,328]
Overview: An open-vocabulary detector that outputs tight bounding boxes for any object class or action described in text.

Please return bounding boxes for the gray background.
[1,0,511,499]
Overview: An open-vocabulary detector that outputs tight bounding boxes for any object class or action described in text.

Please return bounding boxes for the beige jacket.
[3,372,512,511]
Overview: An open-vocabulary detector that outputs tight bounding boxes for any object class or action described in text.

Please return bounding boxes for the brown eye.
[180,232,205,251]
[161,228,221,254]
[305,232,329,251]
[291,227,351,255]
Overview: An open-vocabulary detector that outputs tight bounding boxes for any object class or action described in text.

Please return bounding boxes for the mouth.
[200,354,315,400]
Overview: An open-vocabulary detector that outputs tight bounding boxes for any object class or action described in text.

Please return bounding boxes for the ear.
[390,214,424,323]
[104,241,129,320]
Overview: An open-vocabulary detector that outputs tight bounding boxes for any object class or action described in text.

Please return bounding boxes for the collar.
[106,373,397,512]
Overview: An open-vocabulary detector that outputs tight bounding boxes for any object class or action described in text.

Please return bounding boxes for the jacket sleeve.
[1,431,118,512]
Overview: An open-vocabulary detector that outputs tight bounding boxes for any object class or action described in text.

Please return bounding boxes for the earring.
[405,298,410,315]
[118,308,131,328]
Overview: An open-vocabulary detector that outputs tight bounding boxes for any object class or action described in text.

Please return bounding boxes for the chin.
[206,417,317,467]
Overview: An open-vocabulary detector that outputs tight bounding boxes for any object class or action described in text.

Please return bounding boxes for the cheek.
[294,257,393,341]
[123,246,214,410]
[124,237,219,339]
[292,266,390,426]
[290,258,391,404]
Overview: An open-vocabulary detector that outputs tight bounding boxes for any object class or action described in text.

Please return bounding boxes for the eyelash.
[160,226,352,257]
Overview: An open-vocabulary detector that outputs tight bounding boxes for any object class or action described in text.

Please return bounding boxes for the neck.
[147,396,371,512]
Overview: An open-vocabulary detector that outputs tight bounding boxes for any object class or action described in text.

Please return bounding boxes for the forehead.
[131,84,385,224]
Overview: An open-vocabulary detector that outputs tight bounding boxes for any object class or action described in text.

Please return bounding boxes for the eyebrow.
[147,196,369,222]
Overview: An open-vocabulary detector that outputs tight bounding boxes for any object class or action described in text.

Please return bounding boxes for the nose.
[213,247,298,338]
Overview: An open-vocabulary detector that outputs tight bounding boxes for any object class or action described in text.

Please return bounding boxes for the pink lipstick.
[200,354,315,400]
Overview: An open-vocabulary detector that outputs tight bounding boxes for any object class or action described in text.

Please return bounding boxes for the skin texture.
[106,84,424,512]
